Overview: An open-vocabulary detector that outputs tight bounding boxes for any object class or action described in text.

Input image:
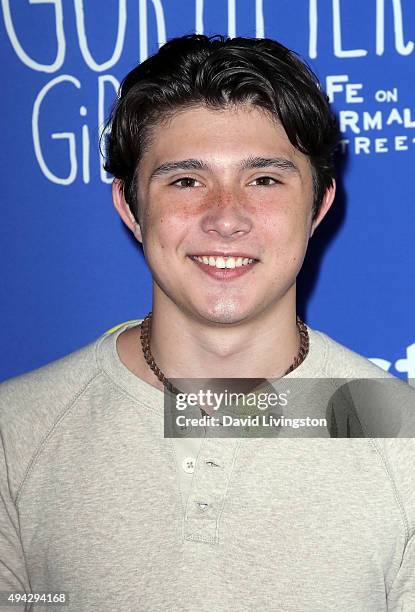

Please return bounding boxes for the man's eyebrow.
[149,159,207,181]
[148,156,300,181]
[240,155,300,174]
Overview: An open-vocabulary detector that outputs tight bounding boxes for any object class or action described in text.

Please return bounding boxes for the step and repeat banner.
[1,0,414,383]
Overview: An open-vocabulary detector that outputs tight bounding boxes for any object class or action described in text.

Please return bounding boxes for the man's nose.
[200,191,253,238]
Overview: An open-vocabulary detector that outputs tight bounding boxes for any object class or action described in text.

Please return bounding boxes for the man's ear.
[112,179,142,243]
[310,179,336,237]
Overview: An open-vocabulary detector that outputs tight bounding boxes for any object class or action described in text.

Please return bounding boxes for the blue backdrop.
[1,0,414,384]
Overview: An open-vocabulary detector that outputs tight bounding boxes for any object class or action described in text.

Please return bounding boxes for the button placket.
[183,439,239,544]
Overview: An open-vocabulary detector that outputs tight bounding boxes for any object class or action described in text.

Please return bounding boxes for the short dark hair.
[104,34,338,221]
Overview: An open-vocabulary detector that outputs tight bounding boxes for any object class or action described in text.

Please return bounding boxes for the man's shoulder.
[310,327,395,379]
[0,334,107,496]
[0,336,102,417]
[310,328,415,533]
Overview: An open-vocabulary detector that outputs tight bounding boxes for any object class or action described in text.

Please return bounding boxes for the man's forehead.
[139,103,311,175]
[146,102,290,146]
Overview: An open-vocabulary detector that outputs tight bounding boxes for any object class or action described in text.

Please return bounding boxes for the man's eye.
[250,176,279,186]
[171,177,201,188]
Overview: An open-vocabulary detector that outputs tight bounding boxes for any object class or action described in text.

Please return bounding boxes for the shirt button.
[196,502,209,511]
[182,457,196,474]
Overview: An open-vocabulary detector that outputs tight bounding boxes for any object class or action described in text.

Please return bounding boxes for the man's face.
[128,103,332,325]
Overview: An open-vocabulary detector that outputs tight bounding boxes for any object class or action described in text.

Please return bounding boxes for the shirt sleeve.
[387,530,415,610]
[0,431,31,610]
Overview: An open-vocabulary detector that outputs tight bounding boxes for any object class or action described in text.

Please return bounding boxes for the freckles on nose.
[215,192,242,208]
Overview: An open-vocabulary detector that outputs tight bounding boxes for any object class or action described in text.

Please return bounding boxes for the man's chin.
[195,304,252,326]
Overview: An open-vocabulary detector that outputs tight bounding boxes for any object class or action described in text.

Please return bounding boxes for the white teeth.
[194,256,255,269]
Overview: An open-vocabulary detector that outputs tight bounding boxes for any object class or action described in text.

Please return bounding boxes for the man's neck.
[140,289,300,383]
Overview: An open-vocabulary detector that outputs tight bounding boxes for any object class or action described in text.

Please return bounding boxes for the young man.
[0,35,414,611]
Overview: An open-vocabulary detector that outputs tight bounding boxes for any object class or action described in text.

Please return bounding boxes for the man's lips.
[188,255,259,280]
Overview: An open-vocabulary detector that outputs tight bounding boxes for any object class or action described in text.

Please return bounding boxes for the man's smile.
[188,253,259,279]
